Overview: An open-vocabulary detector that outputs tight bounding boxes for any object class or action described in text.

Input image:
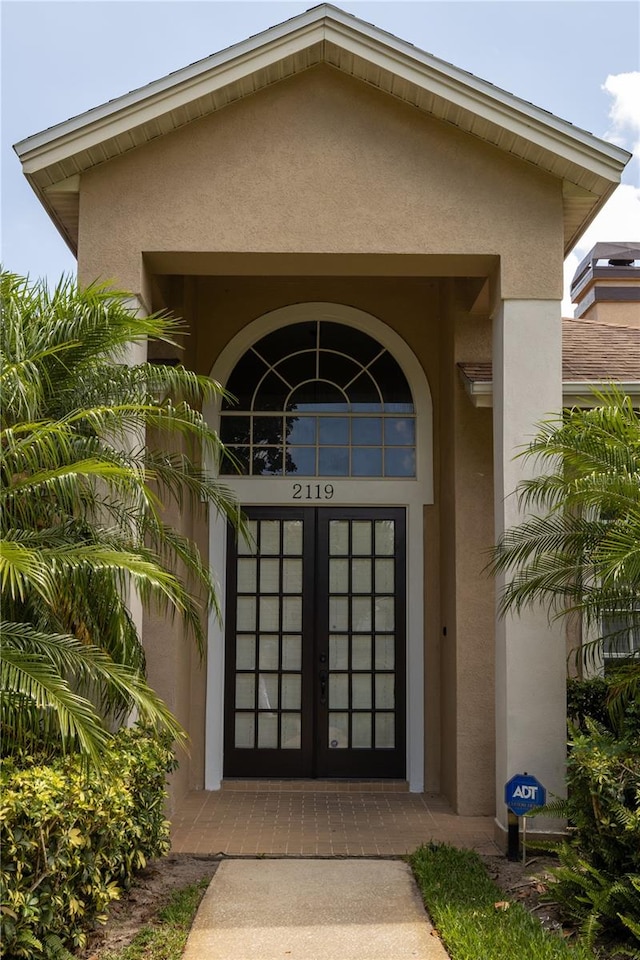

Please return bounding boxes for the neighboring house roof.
[14,3,630,256]
[459,319,640,406]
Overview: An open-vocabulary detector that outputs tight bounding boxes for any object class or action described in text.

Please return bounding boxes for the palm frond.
[492,386,640,687]
[1,270,242,762]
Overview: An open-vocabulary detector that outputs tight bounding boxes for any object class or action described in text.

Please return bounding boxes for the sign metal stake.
[507,810,519,861]
[522,814,527,864]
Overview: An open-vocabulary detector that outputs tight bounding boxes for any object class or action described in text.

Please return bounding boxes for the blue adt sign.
[504,774,546,817]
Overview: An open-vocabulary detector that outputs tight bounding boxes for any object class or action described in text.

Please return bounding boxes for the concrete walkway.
[182,859,450,960]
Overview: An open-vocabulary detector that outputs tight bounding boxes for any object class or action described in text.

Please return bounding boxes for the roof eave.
[460,376,640,409]
[25,174,78,256]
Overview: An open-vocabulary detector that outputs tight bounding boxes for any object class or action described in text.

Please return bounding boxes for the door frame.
[204,303,433,792]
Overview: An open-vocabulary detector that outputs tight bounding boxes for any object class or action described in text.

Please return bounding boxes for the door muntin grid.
[219,322,416,478]
[326,518,398,751]
[224,508,405,779]
[232,516,306,753]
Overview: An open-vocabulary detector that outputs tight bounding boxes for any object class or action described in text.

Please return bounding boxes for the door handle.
[319,670,328,705]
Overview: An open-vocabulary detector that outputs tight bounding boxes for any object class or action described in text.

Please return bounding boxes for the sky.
[1,0,639,314]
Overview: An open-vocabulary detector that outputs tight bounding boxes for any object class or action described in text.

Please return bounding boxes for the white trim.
[461,376,640,408]
[204,303,431,792]
[562,382,640,406]
[206,512,228,789]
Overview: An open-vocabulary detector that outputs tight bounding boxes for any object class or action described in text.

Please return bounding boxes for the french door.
[223,507,406,778]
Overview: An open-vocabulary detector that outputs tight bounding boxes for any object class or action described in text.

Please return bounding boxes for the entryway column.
[122,296,149,639]
[492,299,566,834]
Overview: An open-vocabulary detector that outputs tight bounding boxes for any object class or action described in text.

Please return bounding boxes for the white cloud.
[563,72,640,316]
[602,72,640,153]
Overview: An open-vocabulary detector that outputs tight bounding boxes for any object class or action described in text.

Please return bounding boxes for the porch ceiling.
[15,4,630,256]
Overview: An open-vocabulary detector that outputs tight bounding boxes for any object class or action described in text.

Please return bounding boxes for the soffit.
[15,4,630,255]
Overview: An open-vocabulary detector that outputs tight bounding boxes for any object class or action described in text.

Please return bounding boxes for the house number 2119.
[292,483,334,500]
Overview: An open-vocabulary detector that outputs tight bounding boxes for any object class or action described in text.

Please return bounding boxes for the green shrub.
[567,675,640,738]
[0,726,177,959]
[567,677,611,731]
[544,721,640,955]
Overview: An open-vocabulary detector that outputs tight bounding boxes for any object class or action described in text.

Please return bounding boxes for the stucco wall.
[141,428,208,805]
[72,61,567,807]
[77,65,563,301]
[453,306,495,815]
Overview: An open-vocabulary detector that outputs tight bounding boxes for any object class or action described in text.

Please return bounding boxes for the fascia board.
[15,5,629,184]
[564,182,621,254]
[562,381,640,405]
[25,180,77,255]
[462,378,640,408]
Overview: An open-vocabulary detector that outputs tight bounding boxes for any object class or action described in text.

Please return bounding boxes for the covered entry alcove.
[205,296,434,792]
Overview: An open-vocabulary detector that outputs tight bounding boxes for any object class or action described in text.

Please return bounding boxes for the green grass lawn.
[410,844,596,960]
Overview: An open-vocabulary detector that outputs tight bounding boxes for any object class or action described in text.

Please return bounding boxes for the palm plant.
[491,388,640,707]
[1,271,242,763]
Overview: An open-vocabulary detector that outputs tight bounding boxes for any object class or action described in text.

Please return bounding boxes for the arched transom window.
[219,321,416,478]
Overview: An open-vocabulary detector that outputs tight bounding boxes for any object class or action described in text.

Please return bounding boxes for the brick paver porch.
[171,782,501,857]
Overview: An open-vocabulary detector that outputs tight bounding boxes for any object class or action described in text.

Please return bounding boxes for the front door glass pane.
[235,714,255,748]
[260,521,280,554]
[375,713,395,748]
[260,559,280,592]
[282,714,302,749]
[330,521,349,555]
[236,635,256,670]
[352,636,372,670]
[352,713,372,748]
[329,635,349,670]
[351,559,372,593]
[328,713,349,748]
[258,713,278,748]
[282,675,302,709]
[259,635,279,670]
[237,558,257,592]
[282,635,302,670]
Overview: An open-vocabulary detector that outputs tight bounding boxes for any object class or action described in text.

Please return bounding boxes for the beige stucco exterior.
[17,5,631,828]
[77,66,563,301]
[74,62,566,820]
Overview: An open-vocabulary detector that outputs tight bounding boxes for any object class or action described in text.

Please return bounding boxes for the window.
[602,610,640,664]
[219,321,416,478]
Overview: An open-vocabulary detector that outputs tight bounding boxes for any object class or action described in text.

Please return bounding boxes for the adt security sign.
[504,774,546,817]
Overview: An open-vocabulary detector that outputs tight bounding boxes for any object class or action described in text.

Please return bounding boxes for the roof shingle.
[459,319,640,384]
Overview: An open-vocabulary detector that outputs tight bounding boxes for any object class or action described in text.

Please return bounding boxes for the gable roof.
[15,3,630,256]
[459,318,640,406]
